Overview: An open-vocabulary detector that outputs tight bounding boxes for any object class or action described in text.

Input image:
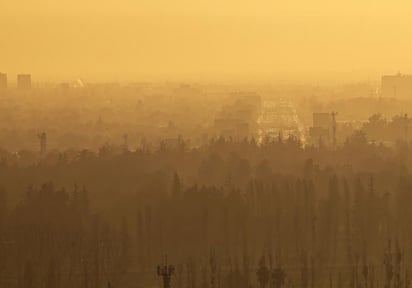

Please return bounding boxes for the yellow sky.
[1,0,412,82]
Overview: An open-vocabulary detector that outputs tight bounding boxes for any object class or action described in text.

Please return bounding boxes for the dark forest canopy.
[0,135,412,287]
[0,133,406,198]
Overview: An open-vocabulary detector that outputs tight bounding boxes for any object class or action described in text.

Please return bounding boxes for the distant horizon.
[3,0,412,86]
[0,71,392,86]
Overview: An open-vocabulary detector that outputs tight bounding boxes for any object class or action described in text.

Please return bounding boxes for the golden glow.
[1,0,412,82]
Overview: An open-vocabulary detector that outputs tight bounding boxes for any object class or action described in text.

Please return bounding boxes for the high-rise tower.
[17,74,31,89]
[0,73,7,89]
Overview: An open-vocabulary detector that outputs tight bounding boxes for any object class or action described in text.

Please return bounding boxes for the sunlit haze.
[2,0,412,82]
[4,2,412,288]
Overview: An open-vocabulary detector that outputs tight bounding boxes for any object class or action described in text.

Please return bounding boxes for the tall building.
[17,74,31,89]
[381,73,412,98]
[309,113,332,146]
[38,132,47,156]
[0,73,7,89]
[313,113,331,129]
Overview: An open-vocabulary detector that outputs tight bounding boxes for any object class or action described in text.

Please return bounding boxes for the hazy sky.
[1,0,412,82]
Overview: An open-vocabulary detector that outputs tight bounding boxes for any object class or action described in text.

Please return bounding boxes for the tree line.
[0,135,412,287]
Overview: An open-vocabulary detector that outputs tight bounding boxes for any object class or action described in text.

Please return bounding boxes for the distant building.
[38,132,47,156]
[382,73,412,98]
[313,113,331,129]
[309,113,332,146]
[213,92,261,139]
[0,73,7,89]
[17,74,31,89]
[214,116,250,138]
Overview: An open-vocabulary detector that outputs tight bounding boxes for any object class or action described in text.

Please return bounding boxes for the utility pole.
[157,256,175,288]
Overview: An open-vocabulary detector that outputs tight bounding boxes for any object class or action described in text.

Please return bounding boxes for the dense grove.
[1,135,412,287]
